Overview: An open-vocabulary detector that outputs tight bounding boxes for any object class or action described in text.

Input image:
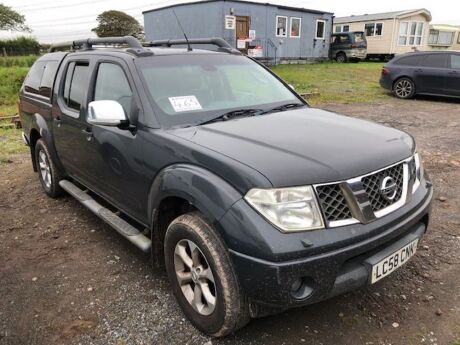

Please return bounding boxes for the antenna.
[172,10,192,52]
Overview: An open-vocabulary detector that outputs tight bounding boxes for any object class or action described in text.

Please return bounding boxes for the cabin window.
[315,20,326,39]
[365,22,383,36]
[290,17,301,38]
[399,21,424,46]
[276,16,288,37]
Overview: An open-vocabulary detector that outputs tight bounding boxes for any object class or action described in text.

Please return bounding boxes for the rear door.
[414,53,448,95]
[445,53,460,97]
[53,58,92,178]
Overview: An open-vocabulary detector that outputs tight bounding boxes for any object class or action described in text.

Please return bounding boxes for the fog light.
[291,278,302,292]
[290,277,314,300]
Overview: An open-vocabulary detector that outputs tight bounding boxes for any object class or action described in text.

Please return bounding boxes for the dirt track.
[0,97,459,345]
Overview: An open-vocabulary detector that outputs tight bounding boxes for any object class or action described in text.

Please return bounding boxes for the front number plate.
[371,239,418,284]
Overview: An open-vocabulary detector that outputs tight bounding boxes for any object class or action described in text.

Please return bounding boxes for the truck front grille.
[315,158,411,227]
[316,184,352,222]
[362,163,404,211]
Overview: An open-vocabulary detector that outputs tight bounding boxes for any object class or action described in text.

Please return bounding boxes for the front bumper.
[222,182,432,308]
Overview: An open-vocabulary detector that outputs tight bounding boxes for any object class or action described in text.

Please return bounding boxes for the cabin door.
[236,16,250,53]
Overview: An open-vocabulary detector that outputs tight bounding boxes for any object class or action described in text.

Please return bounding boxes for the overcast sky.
[1,0,459,43]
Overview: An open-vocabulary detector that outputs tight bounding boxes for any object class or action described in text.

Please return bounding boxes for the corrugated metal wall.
[143,1,333,60]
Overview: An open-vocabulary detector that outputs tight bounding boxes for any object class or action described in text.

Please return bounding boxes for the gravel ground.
[0,97,459,345]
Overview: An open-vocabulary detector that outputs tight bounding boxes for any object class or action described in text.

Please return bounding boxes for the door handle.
[448,70,459,75]
[81,127,93,141]
[415,68,423,72]
[54,116,62,127]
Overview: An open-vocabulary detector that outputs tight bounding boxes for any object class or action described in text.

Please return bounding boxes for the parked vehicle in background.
[330,31,367,62]
[19,36,432,337]
[335,9,432,62]
[380,51,460,99]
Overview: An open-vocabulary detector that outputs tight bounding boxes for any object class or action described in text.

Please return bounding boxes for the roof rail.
[145,37,241,54]
[49,36,153,56]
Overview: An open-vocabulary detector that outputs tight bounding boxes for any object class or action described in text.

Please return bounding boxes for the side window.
[420,54,448,68]
[62,61,90,112]
[24,61,46,95]
[339,34,350,44]
[93,63,132,115]
[394,55,422,66]
[39,61,58,98]
[450,54,460,70]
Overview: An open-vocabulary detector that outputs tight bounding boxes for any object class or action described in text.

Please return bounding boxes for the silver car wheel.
[395,79,413,98]
[174,239,217,316]
[38,150,52,189]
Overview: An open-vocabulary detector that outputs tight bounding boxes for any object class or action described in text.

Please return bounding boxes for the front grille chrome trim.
[314,156,414,228]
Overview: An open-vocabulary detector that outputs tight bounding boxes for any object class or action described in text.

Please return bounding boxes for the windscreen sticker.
[168,96,202,112]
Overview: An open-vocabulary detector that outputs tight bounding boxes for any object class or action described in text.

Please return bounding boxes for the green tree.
[0,4,30,32]
[92,10,143,39]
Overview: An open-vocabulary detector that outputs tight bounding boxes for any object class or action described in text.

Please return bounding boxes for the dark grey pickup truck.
[19,36,432,337]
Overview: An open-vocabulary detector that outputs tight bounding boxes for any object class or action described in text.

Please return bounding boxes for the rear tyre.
[164,212,250,337]
[393,78,416,99]
[336,52,347,63]
[34,139,64,198]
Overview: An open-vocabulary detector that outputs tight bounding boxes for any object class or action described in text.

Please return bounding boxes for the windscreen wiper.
[199,108,264,126]
[261,103,306,115]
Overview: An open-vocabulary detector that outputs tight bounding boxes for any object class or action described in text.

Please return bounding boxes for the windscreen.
[136,54,300,127]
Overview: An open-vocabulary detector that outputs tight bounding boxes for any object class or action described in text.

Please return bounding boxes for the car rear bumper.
[227,184,433,308]
[380,75,393,90]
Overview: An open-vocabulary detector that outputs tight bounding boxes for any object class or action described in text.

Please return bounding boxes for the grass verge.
[272,61,391,105]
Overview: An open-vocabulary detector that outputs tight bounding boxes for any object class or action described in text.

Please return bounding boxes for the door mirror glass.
[87,100,127,126]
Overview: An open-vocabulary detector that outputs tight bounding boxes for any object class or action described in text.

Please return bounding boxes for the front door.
[81,59,146,220]
[236,16,250,53]
[445,53,460,97]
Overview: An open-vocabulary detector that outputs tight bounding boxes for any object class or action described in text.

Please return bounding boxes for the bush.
[0,66,29,108]
[0,36,40,56]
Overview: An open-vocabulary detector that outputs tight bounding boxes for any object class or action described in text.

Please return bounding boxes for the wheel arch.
[335,51,346,59]
[392,75,415,89]
[148,164,243,266]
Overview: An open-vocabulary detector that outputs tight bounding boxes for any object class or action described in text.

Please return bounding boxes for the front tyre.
[164,212,249,337]
[393,77,416,99]
[34,139,64,198]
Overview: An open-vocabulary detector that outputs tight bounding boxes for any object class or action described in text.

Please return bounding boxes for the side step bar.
[59,180,151,252]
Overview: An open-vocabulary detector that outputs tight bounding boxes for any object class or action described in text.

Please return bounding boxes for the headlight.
[244,186,324,232]
[412,152,424,193]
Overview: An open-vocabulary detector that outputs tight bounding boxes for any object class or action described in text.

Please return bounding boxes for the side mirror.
[87,100,127,126]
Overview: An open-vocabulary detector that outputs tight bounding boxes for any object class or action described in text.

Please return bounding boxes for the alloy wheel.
[395,80,413,98]
[38,150,52,189]
[174,239,217,316]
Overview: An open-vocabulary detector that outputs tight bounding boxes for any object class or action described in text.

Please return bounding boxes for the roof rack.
[49,36,153,56]
[144,37,241,54]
